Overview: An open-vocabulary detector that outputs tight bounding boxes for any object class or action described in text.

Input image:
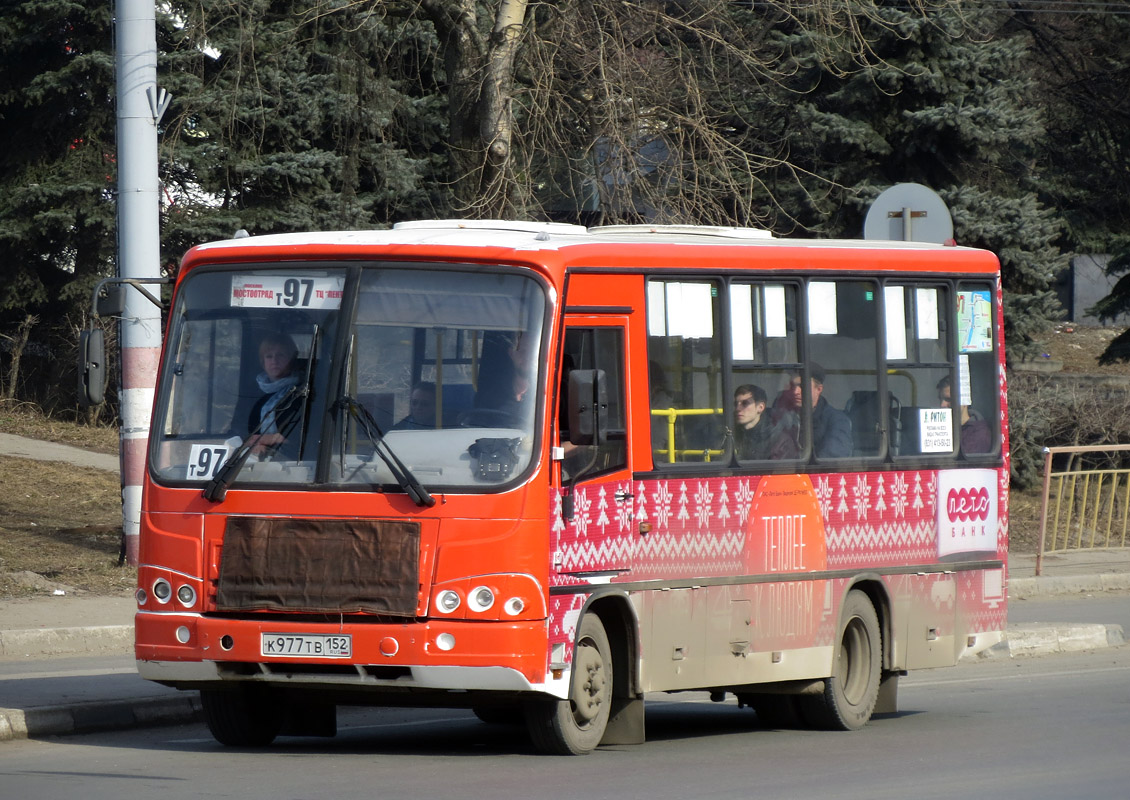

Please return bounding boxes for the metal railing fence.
[1037,444,1130,575]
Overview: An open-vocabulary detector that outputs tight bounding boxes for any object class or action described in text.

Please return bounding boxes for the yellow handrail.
[651,407,724,463]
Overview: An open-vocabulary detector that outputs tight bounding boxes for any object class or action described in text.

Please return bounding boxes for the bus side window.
[647,280,723,464]
[887,284,954,459]
[728,282,802,463]
[807,280,878,460]
[955,283,999,456]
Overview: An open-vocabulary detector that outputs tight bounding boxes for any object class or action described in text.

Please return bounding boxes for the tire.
[200,686,283,747]
[525,614,613,755]
[800,590,881,731]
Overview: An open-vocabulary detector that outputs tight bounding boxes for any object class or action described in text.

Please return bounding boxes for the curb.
[0,694,202,742]
[979,623,1126,660]
[0,626,133,659]
[1009,573,1130,600]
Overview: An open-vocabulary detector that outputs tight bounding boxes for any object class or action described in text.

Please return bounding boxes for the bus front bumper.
[135,610,567,698]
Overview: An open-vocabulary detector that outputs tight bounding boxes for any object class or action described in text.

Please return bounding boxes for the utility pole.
[115,0,166,564]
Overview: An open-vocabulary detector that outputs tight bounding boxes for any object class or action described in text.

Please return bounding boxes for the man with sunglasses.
[733,384,771,460]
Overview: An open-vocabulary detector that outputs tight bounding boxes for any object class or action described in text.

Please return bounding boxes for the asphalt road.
[2,646,1127,800]
[1008,590,1130,631]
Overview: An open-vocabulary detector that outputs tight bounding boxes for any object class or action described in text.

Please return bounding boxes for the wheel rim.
[571,637,608,727]
[838,616,873,706]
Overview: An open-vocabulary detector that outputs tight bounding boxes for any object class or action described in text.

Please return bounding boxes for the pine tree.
[765,4,1066,357]
[159,0,448,248]
[0,1,119,320]
[1020,8,1130,362]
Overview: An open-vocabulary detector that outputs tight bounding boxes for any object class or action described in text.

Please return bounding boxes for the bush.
[1008,371,1130,489]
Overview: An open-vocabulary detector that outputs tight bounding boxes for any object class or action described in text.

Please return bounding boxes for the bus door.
[553,316,634,577]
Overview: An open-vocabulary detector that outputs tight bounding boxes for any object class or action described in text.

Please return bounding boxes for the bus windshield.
[150,264,546,492]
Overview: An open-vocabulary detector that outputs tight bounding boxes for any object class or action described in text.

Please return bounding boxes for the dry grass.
[1008,486,1044,553]
[0,455,133,598]
[1026,323,1124,374]
[0,401,118,453]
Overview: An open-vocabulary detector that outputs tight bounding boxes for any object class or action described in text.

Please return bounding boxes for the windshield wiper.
[202,383,304,503]
[293,324,320,459]
[337,395,436,508]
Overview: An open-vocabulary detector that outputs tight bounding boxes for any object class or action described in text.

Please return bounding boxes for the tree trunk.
[423,0,528,217]
[3,314,37,401]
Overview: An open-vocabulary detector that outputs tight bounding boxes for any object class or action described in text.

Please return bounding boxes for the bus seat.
[356,392,395,432]
[440,383,475,427]
[844,391,901,457]
[898,406,920,456]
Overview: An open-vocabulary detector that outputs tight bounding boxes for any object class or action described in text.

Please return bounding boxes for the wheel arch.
[580,591,641,701]
[840,575,894,672]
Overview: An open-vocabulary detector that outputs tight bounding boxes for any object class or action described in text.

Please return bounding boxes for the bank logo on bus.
[231,275,344,309]
[937,469,998,557]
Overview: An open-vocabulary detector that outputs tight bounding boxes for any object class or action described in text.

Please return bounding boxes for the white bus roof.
[192,219,977,253]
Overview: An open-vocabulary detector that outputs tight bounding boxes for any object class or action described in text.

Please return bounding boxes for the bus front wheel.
[200,685,283,746]
[801,589,881,731]
[525,613,612,755]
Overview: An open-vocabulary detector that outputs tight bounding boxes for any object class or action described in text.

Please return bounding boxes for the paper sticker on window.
[651,282,714,339]
[765,285,787,339]
[957,289,992,353]
[958,353,973,407]
[808,282,838,335]
[916,288,939,340]
[884,286,907,360]
[919,407,953,453]
[730,284,755,361]
[232,275,344,309]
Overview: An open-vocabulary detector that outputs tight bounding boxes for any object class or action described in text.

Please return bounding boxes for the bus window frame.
[149,259,555,496]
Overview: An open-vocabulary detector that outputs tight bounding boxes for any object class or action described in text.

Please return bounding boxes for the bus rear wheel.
[525,613,612,755]
[200,685,283,746]
[801,589,881,731]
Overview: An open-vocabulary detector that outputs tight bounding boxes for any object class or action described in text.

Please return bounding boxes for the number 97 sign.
[231,275,344,309]
[186,444,231,479]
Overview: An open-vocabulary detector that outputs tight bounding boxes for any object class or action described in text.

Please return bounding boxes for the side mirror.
[567,369,608,446]
[78,328,106,406]
[94,282,125,317]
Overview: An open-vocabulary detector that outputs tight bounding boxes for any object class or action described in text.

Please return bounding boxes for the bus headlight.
[468,586,495,613]
[152,578,172,604]
[429,574,545,620]
[177,584,197,607]
[436,590,461,614]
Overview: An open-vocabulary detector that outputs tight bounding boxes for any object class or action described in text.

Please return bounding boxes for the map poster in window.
[957,289,993,353]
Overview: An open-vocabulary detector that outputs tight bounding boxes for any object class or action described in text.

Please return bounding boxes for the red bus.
[133,220,1008,754]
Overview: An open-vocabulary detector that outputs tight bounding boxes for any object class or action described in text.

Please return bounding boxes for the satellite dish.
[863,183,954,244]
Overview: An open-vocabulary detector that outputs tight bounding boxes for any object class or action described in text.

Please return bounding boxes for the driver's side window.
[559,326,627,480]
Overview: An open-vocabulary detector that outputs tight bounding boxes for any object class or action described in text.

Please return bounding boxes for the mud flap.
[874,671,901,715]
[600,693,645,745]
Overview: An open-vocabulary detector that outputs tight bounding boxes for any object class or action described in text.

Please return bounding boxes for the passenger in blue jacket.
[782,364,852,458]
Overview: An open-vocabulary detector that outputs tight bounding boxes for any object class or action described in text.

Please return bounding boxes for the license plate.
[260,633,352,658]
